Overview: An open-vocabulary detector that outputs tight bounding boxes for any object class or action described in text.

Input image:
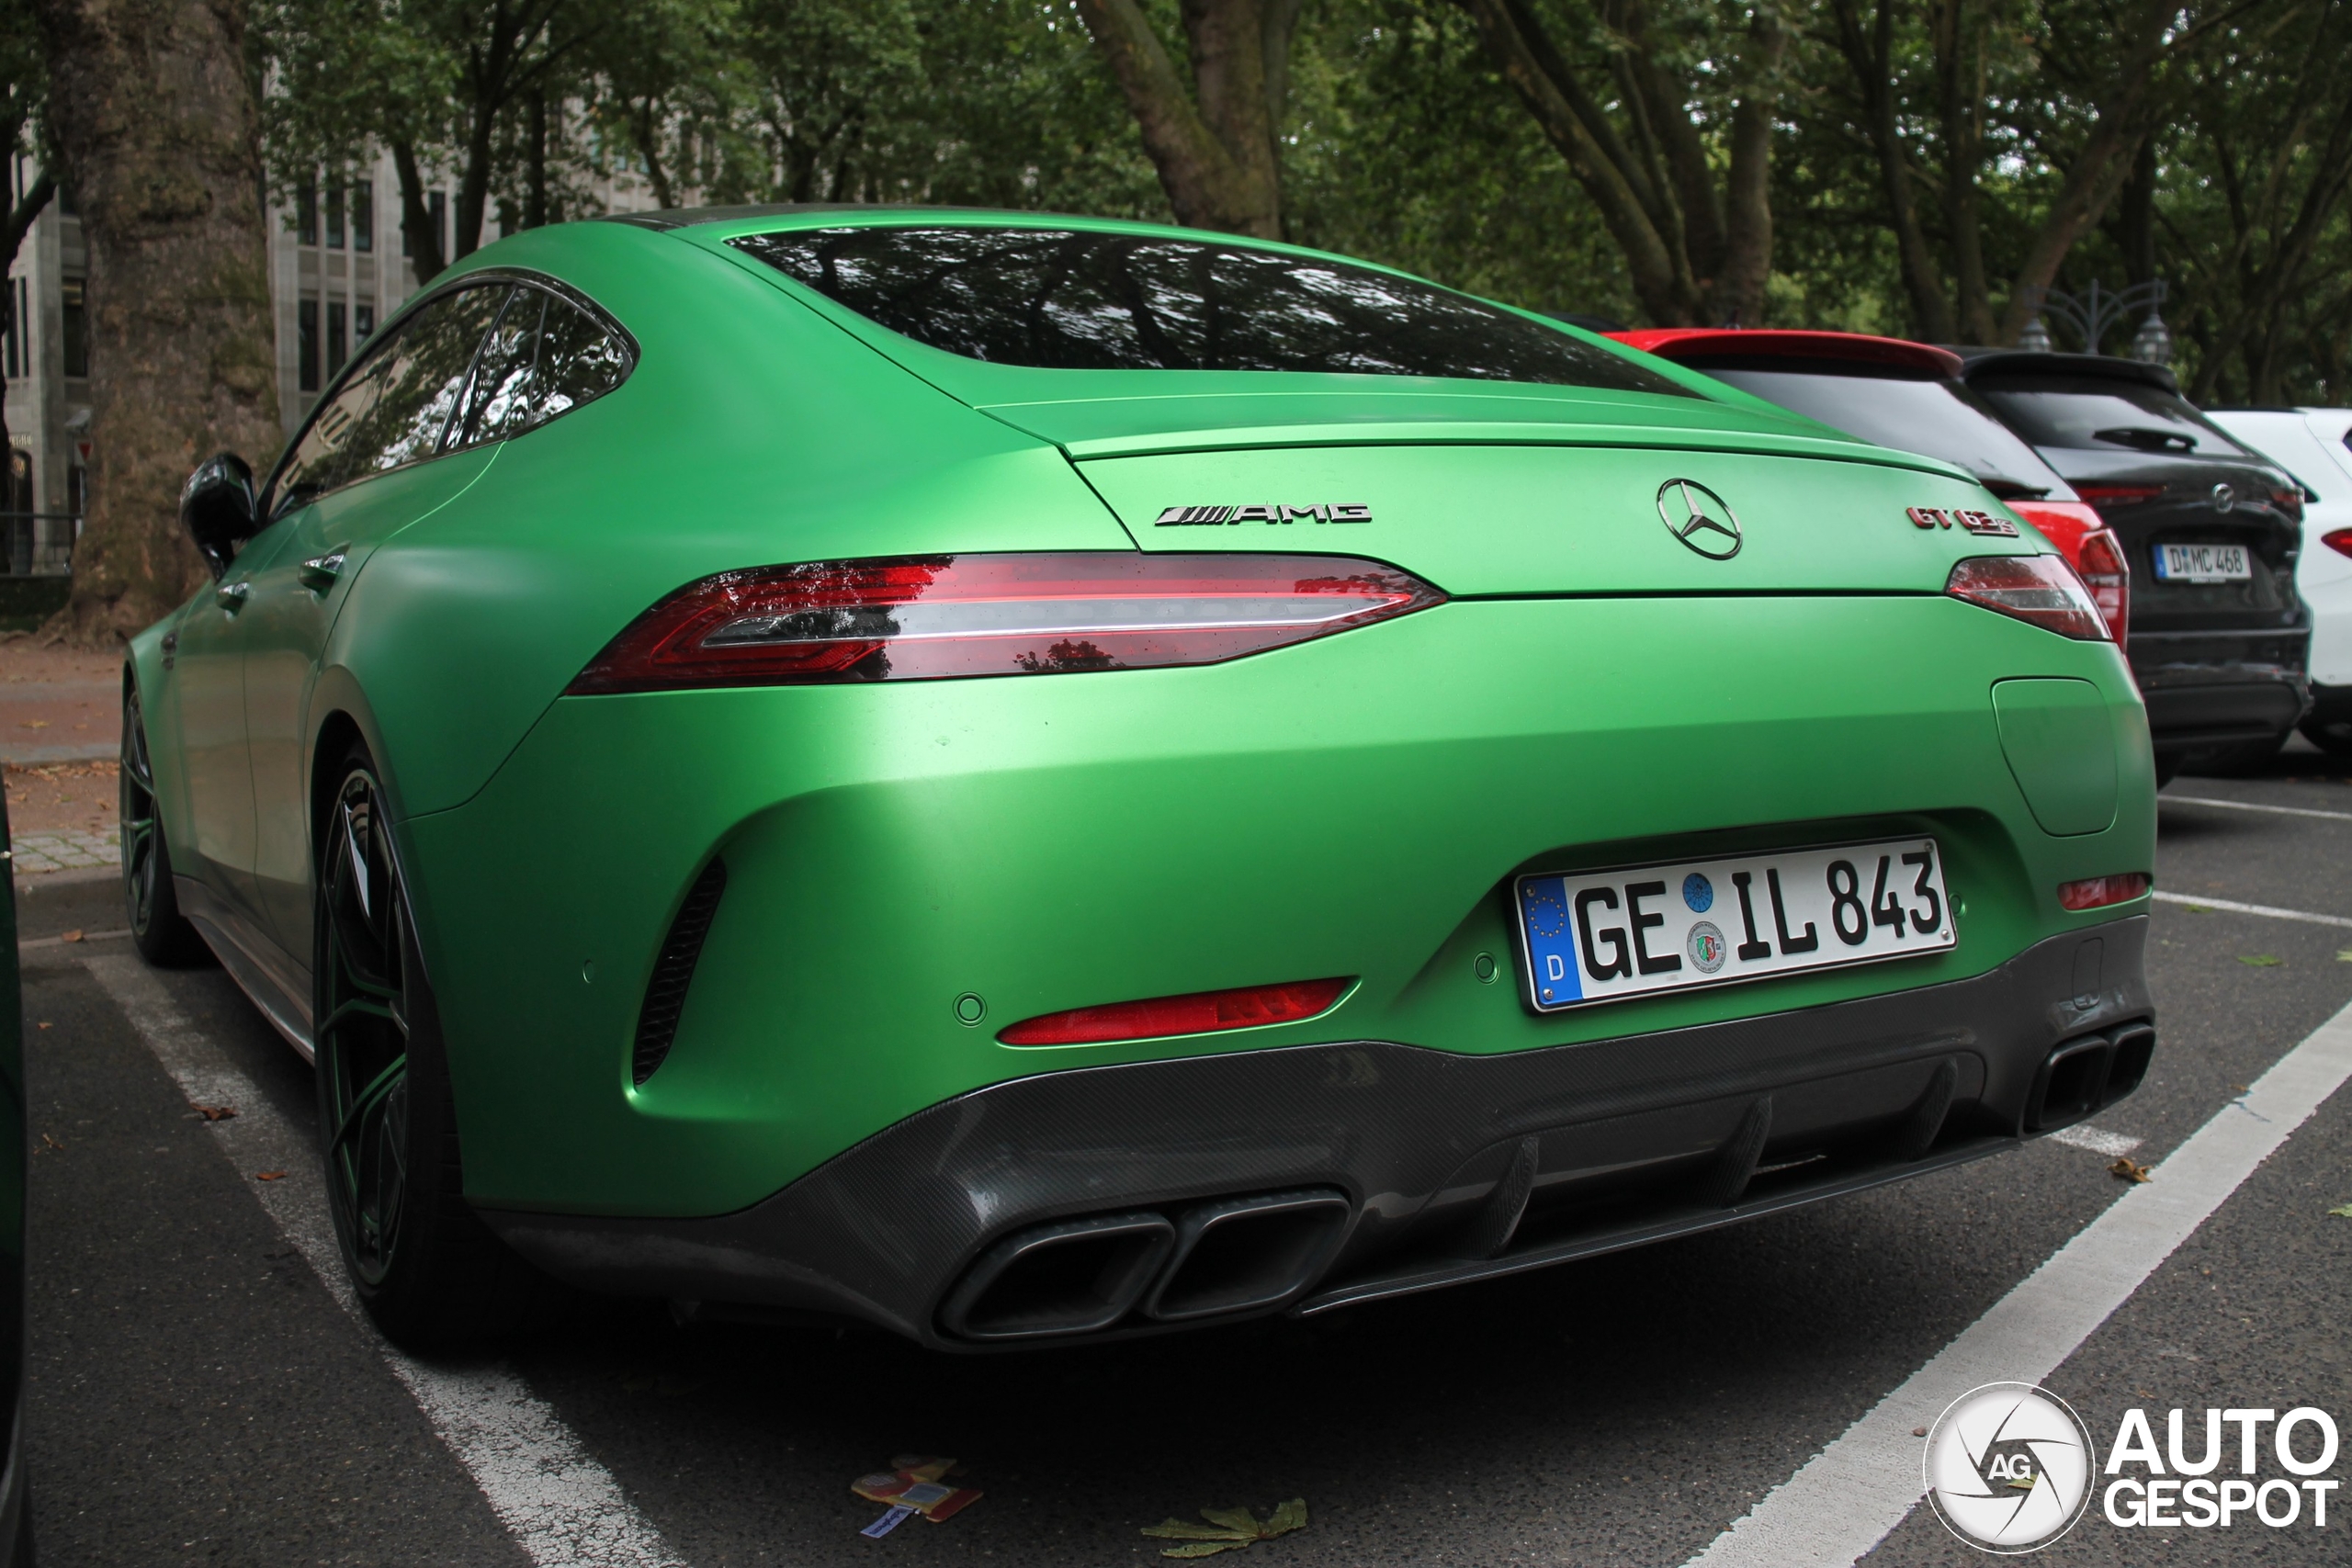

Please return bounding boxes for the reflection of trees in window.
[734,227,1689,395]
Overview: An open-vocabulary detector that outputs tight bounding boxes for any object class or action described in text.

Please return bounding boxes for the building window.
[327,299,347,375]
[60,278,86,378]
[3,278,18,380]
[298,297,319,392]
[326,185,345,249]
[65,464,83,517]
[352,180,373,253]
[355,302,376,344]
[430,190,447,257]
[7,449,30,515]
[298,181,317,246]
[55,183,74,218]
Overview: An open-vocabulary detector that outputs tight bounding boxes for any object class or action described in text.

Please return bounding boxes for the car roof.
[1945,346,2181,394]
[600,202,1062,232]
[1611,329,1962,378]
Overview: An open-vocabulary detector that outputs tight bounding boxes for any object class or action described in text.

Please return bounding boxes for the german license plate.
[2154,542,2250,582]
[1513,838,1955,1012]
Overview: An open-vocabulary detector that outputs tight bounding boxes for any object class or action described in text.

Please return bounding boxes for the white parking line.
[2163,793,2352,824]
[78,952,691,1568]
[2150,888,2352,930]
[1681,994,2352,1568]
[2044,1123,2143,1158]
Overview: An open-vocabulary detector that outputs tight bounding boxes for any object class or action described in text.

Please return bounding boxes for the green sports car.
[129,209,2156,1349]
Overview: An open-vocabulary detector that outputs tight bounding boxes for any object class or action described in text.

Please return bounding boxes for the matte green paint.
[121,209,2157,1224]
[1992,678,2121,836]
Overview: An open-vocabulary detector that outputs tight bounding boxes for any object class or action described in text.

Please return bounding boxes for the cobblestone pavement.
[13,828,117,873]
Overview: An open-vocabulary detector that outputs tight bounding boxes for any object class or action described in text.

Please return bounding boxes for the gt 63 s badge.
[1657,479,1742,559]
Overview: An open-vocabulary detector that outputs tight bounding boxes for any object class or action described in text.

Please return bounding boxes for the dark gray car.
[1955,349,2310,780]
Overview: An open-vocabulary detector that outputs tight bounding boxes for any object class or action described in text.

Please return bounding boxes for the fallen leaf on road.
[60,929,82,943]
[16,720,44,729]
[254,1170,288,1181]
[35,1022,49,1030]
[2337,950,2352,964]
[2328,1203,2352,1218]
[2109,1157,2153,1183]
[1144,1500,1307,1558]
[39,1134,62,1151]
[192,1104,237,1122]
[2181,903,2212,913]
[2237,954,2281,967]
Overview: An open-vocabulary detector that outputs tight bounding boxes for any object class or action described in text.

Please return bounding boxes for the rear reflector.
[998,977,1352,1046]
[2058,873,2151,911]
[2272,488,2305,524]
[2075,485,2164,508]
[1947,555,2112,640]
[569,554,1445,694]
[2324,528,2352,561]
[2009,501,2129,643]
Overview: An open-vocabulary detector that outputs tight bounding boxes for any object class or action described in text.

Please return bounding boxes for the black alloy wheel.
[119,683,209,965]
[314,743,543,1346]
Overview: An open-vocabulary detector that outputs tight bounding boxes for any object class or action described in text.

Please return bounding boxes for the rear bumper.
[482,916,2153,1348]
[2128,625,2310,755]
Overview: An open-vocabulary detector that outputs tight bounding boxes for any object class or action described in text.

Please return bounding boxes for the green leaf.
[1159,1542,1246,1559]
[1144,1519,1254,1541]
[2328,1203,2352,1218]
[2238,954,2282,966]
[1264,1499,1309,1537]
[2335,950,2352,963]
[1199,1507,1265,1536]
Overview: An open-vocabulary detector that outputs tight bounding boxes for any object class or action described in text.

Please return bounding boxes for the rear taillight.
[568,554,1446,694]
[1946,555,2111,640]
[2075,485,2164,508]
[2058,873,2151,911]
[2272,487,2305,524]
[2324,528,2352,561]
[997,977,1352,1045]
[2010,501,2129,644]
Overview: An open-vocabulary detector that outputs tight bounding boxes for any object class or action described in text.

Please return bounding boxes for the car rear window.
[730,225,1690,395]
[1973,376,2254,458]
[1694,362,2061,494]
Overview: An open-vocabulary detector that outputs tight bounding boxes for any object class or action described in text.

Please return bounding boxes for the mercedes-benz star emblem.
[1657,479,1743,559]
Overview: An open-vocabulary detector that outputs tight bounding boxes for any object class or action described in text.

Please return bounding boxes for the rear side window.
[1696,363,2060,495]
[274,283,510,512]
[456,286,634,447]
[1973,376,2254,457]
[731,226,1691,396]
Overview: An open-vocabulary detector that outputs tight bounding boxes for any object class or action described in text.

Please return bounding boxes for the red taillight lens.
[2324,528,2352,561]
[2075,485,2165,508]
[568,554,1446,694]
[1946,555,2112,640]
[997,977,1352,1045]
[2058,873,2151,911]
[2272,487,2305,524]
[2011,501,2130,644]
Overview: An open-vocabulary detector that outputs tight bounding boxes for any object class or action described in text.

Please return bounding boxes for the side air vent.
[632,858,728,1086]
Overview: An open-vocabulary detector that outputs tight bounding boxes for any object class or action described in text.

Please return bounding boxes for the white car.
[2206,407,2352,753]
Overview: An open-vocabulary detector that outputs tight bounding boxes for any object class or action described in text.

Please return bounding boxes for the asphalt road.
[17,742,2352,1566]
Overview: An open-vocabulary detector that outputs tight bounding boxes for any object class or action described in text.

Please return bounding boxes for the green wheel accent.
[119,683,208,966]
[318,764,413,1288]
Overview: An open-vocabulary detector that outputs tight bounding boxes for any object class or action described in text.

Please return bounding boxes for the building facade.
[2,147,669,579]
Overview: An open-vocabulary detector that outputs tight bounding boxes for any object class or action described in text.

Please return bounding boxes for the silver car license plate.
[2154,542,2251,581]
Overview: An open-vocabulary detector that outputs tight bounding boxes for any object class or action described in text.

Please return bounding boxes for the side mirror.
[180,452,257,578]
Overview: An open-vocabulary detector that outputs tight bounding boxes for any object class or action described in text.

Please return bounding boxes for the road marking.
[1681,992,2352,1568]
[2044,1123,2143,1158]
[2163,793,2352,823]
[2150,888,2352,930]
[80,953,689,1568]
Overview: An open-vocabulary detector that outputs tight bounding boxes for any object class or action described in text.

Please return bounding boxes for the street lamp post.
[2018,280,2173,366]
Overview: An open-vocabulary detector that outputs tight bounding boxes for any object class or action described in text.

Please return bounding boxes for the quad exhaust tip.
[2027,1021,2155,1133]
[938,1188,1352,1342]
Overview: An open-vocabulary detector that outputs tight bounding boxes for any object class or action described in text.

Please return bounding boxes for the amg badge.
[1155,503,1373,526]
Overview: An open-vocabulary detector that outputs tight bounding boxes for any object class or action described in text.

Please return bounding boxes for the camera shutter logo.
[1923,1382,2098,1553]
[1657,479,1743,559]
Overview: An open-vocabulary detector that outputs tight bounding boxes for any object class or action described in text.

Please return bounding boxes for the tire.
[313,742,543,1348]
[2301,717,2352,756]
[119,684,211,967]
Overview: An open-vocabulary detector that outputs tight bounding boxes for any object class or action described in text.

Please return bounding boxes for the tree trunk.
[33,0,280,644]
[1932,0,1995,342]
[1833,0,1954,341]
[1071,0,1294,238]
[392,140,446,285]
